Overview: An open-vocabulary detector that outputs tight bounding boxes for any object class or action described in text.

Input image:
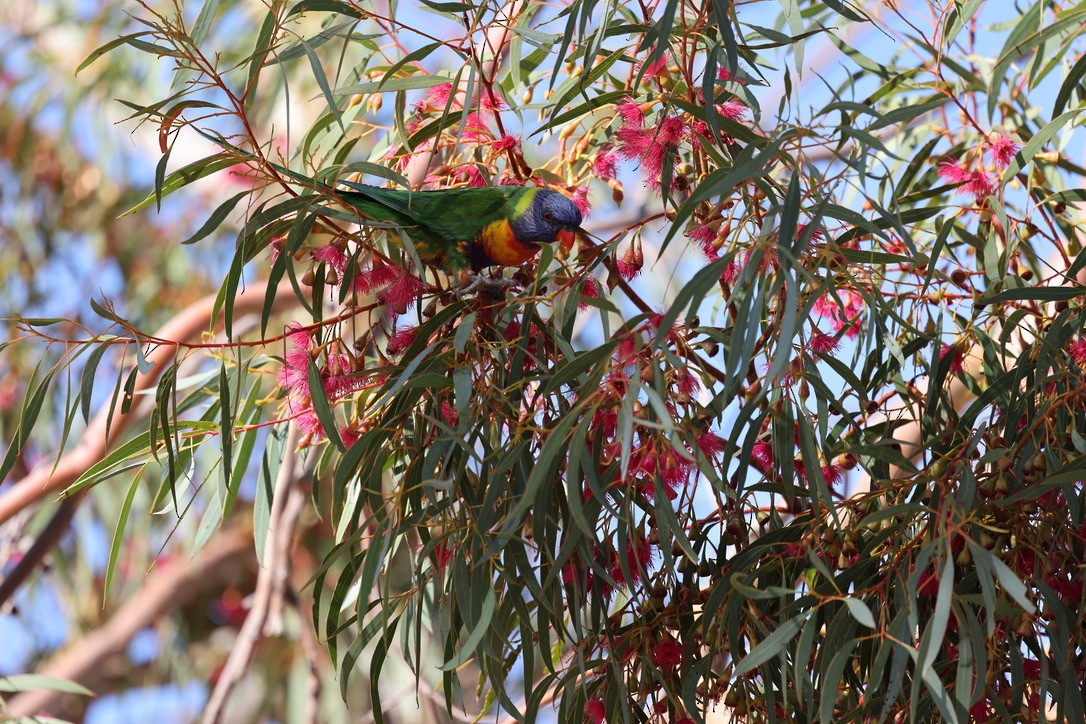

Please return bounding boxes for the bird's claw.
[456,275,520,298]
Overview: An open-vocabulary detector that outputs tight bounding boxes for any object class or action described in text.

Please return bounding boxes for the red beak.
[557,228,577,252]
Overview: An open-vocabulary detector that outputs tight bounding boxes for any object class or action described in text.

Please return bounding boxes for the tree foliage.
[4,0,1086,722]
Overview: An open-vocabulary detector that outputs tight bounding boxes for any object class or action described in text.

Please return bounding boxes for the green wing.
[337,183,529,268]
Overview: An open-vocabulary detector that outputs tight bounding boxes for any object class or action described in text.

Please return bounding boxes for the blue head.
[514,189,584,247]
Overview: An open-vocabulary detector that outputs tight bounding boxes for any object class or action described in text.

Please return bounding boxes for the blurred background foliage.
[3,0,1086,723]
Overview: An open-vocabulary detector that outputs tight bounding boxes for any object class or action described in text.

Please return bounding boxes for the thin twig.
[4,527,253,718]
[0,282,299,529]
[200,423,308,724]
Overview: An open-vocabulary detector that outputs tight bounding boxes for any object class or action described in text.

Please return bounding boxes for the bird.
[335,181,584,278]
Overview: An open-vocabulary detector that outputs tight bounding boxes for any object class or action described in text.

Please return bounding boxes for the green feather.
[336,183,538,271]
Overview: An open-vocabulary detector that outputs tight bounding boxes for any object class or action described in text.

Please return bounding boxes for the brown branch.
[200,423,309,724]
[4,526,254,718]
[0,282,299,528]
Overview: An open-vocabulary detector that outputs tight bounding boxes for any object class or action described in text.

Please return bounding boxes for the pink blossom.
[618,116,687,190]
[610,535,655,588]
[936,161,970,184]
[716,98,748,121]
[808,332,839,355]
[616,240,644,280]
[387,325,418,356]
[455,164,487,187]
[460,112,491,143]
[717,67,746,84]
[988,132,1019,169]
[750,440,773,474]
[339,426,360,447]
[1069,340,1086,364]
[352,261,401,294]
[940,343,964,375]
[311,243,347,271]
[961,171,995,200]
[425,82,454,109]
[652,639,682,669]
[492,134,520,152]
[616,96,643,127]
[480,88,506,114]
[571,187,591,216]
[615,125,654,159]
[585,699,607,724]
[377,272,425,312]
[813,289,865,336]
[276,324,314,395]
[295,408,323,439]
[579,275,600,310]
[673,368,701,396]
[638,52,669,77]
[696,431,726,459]
[688,225,716,258]
[822,464,843,488]
[593,147,619,179]
[937,161,994,201]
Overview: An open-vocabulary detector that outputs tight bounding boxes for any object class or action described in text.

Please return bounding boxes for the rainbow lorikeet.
[335,181,584,274]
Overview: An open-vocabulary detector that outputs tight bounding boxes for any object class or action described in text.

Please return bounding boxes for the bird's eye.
[543,211,554,222]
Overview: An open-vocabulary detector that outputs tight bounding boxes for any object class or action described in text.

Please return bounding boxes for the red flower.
[423,82,454,110]
[571,187,591,216]
[440,400,459,427]
[808,332,839,355]
[696,431,726,460]
[579,276,600,311]
[652,639,683,669]
[585,699,607,724]
[377,272,425,313]
[716,98,748,121]
[460,112,492,143]
[339,425,360,447]
[352,261,400,294]
[988,131,1019,169]
[717,67,746,84]
[813,289,865,337]
[940,343,964,375]
[1069,340,1086,364]
[593,147,619,179]
[616,96,643,127]
[688,225,717,259]
[311,243,347,271]
[480,88,506,114]
[387,325,418,356]
[937,161,994,201]
[616,241,644,280]
[492,134,520,152]
[433,541,453,569]
[750,440,773,474]
[638,51,669,77]
[610,535,656,588]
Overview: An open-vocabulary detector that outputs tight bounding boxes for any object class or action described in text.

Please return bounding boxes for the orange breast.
[479,219,539,266]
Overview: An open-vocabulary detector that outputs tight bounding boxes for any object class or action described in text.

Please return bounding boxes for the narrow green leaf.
[732,611,810,678]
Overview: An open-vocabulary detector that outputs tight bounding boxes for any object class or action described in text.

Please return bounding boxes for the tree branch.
[5,526,254,718]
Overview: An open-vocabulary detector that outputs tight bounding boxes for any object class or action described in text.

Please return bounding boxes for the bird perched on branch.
[336,181,584,281]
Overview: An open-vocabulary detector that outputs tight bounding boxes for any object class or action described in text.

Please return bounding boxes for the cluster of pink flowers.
[748,431,844,494]
[613,97,688,190]
[812,288,866,337]
[276,324,374,444]
[561,533,657,598]
[936,131,1020,202]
